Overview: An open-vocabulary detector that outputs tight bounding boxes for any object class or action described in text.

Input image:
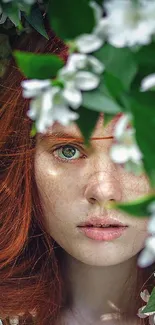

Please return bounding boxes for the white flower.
[58,66,100,93]
[27,86,79,134]
[99,0,155,48]
[137,289,155,325]
[75,33,104,54]
[148,215,155,234]
[110,114,143,173]
[21,79,51,98]
[62,86,82,109]
[140,74,155,92]
[66,53,104,74]
[93,17,109,41]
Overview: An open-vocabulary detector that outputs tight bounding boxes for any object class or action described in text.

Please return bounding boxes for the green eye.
[56,145,81,160]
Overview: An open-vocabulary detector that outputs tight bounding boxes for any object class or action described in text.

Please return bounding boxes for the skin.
[34,114,150,324]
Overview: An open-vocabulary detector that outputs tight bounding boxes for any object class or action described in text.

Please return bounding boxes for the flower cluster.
[138,289,155,325]
[109,114,143,174]
[138,202,155,268]
[21,2,105,133]
[100,0,155,48]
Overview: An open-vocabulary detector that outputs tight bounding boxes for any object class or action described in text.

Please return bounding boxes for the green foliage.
[82,88,121,114]
[48,0,96,40]
[143,288,155,313]
[76,106,100,145]
[103,113,114,127]
[23,6,49,39]
[112,194,155,217]
[125,91,155,188]
[2,2,21,27]
[94,44,138,91]
[13,51,64,79]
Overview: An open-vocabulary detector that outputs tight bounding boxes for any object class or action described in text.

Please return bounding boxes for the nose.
[84,171,122,206]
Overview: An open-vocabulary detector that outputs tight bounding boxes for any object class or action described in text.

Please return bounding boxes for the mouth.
[77,217,128,241]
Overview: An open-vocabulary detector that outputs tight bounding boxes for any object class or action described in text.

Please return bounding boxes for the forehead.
[44,113,122,139]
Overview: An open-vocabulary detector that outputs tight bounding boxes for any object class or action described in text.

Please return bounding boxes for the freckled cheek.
[36,165,81,207]
[134,217,148,234]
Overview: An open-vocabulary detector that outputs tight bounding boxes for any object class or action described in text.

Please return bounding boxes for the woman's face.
[34,114,150,266]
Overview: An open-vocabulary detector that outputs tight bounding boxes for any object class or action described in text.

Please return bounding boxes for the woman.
[0,23,154,325]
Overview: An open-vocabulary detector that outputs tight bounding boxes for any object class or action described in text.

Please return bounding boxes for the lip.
[77,216,128,241]
[78,216,126,227]
[78,226,127,241]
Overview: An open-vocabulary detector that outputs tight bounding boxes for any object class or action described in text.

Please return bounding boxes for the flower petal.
[75,33,103,54]
[62,87,82,109]
[138,247,155,268]
[66,53,87,71]
[89,1,103,23]
[75,71,100,90]
[93,17,109,40]
[88,55,105,74]
[137,306,148,319]
[128,144,143,162]
[114,114,131,140]
[140,74,155,92]
[140,289,150,303]
[110,144,129,163]
[148,216,155,235]
[146,237,155,254]
[52,105,79,126]
[21,79,51,98]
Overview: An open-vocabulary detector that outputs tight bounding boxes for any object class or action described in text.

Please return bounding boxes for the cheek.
[34,154,81,224]
[128,218,148,251]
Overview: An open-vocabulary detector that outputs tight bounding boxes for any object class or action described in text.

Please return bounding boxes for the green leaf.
[23,6,49,39]
[48,0,95,40]
[94,44,138,91]
[103,113,114,127]
[30,123,37,137]
[128,91,155,188]
[76,106,100,145]
[134,42,155,71]
[102,72,130,112]
[13,51,64,79]
[83,88,121,114]
[112,194,155,218]
[143,288,155,313]
[3,2,20,27]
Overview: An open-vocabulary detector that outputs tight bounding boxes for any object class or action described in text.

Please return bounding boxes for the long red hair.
[0,19,154,325]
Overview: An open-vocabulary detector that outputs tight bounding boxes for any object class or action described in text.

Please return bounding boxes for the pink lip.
[78,226,127,241]
[77,216,128,241]
[78,216,126,227]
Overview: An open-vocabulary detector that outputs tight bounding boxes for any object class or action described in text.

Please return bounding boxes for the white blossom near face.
[34,114,150,267]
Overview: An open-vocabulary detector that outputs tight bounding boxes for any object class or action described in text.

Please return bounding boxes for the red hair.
[0,19,154,325]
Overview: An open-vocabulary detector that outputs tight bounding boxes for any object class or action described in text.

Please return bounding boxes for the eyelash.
[51,143,87,163]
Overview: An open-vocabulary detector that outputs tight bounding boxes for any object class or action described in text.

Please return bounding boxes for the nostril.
[89,198,96,204]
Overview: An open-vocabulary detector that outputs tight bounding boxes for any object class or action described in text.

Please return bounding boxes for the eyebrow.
[40,131,114,143]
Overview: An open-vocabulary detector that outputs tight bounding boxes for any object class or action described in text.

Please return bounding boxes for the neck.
[61,253,138,325]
